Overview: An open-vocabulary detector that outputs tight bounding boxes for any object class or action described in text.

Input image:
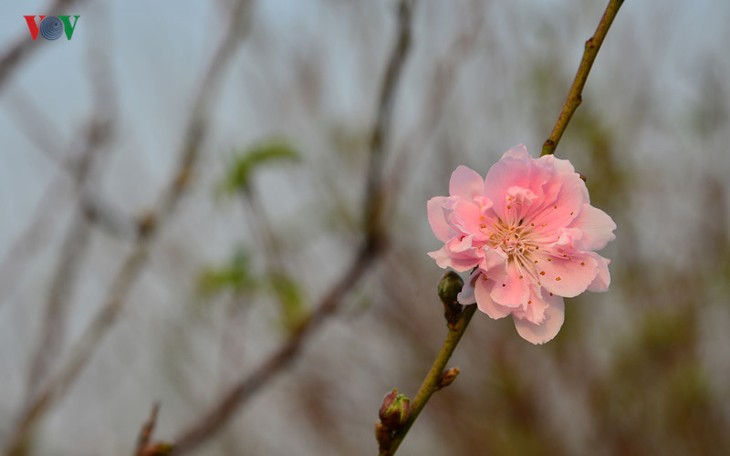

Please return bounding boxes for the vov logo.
[24,15,80,41]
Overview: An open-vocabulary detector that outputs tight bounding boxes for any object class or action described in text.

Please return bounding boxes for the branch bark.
[541,0,625,156]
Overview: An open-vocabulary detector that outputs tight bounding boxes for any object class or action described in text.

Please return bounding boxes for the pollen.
[555,276,561,281]
[540,271,546,276]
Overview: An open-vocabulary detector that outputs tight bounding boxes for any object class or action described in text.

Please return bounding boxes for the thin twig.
[379,305,477,455]
[170,2,416,453]
[541,0,625,156]
[135,403,161,456]
[24,18,118,401]
[2,2,254,454]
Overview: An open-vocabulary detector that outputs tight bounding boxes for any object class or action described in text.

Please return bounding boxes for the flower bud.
[438,271,464,327]
[378,388,411,429]
[437,367,461,390]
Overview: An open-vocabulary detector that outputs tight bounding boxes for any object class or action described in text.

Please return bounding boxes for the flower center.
[489,221,537,261]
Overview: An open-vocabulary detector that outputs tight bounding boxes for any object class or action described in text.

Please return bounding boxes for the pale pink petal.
[457,281,476,304]
[474,275,511,319]
[489,264,529,308]
[427,196,453,242]
[569,203,617,251]
[484,150,531,217]
[513,295,565,344]
[518,286,552,324]
[427,241,482,272]
[536,251,598,297]
[479,247,508,275]
[427,245,456,269]
[538,154,587,200]
[503,186,539,224]
[587,254,611,292]
[451,200,490,241]
[526,175,585,234]
[457,270,480,304]
[449,165,484,199]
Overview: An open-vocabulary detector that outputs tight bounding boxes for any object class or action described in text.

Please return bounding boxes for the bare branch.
[23,5,119,404]
[2,1,255,454]
[171,2,416,453]
[541,0,625,156]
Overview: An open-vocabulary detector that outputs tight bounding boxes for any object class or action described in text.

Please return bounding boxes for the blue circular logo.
[40,16,63,40]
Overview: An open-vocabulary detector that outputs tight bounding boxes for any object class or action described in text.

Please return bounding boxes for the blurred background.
[1,0,729,454]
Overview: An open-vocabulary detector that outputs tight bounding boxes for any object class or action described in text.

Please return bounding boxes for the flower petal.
[457,270,479,304]
[535,251,598,297]
[569,203,617,251]
[489,264,529,308]
[474,275,511,319]
[449,165,484,199]
[513,296,565,344]
[427,239,482,272]
[451,200,490,241]
[479,247,508,276]
[484,147,535,220]
[587,253,611,292]
[427,196,453,242]
[526,175,585,235]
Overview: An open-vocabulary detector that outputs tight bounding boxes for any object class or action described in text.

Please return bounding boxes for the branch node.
[436,367,461,390]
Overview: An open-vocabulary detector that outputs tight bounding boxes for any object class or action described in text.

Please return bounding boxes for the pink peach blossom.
[427,145,616,344]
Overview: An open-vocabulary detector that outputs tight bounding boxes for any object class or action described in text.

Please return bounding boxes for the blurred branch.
[24,25,118,402]
[376,274,476,455]
[363,0,413,242]
[0,174,67,309]
[170,1,416,453]
[388,0,482,199]
[0,0,87,93]
[2,2,254,454]
[3,87,68,170]
[134,402,173,456]
[3,86,139,239]
[135,403,160,456]
[541,0,625,156]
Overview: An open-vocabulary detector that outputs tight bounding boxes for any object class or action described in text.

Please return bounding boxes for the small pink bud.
[378,388,411,429]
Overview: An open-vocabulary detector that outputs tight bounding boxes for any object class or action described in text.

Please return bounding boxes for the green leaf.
[219,139,300,195]
[268,272,306,332]
[197,249,254,298]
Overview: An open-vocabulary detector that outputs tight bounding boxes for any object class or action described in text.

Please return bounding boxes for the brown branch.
[24,37,117,400]
[0,174,68,310]
[170,2,416,453]
[2,2,254,454]
[541,0,625,156]
[135,403,161,456]
[387,0,483,199]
